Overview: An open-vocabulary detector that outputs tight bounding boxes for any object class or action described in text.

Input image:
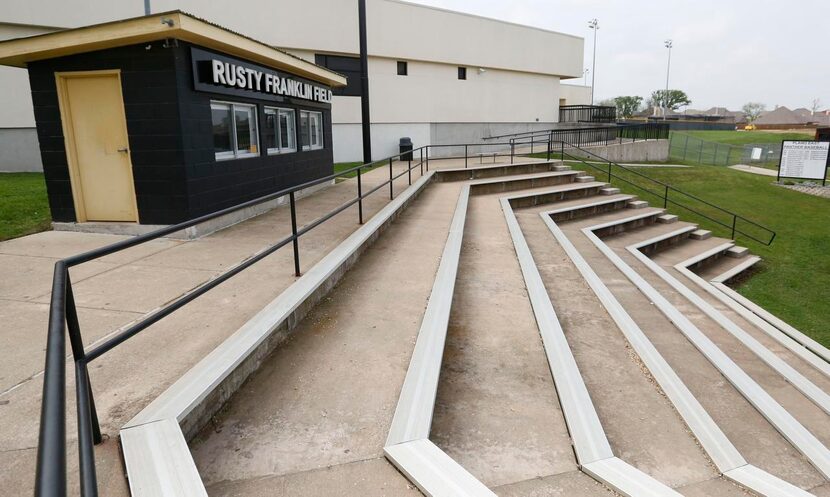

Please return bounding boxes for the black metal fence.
[559,104,617,123]
[489,122,669,156]
[34,135,773,497]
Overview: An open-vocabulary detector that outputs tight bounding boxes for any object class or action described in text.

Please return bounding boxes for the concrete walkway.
[188,182,462,496]
[729,164,778,176]
[0,162,425,496]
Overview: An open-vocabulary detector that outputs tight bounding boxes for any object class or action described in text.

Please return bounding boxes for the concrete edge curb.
[708,281,830,367]
[539,210,746,471]
[386,185,469,446]
[502,198,613,464]
[710,255,761,284]
[625,240,830,416]
[382,185,497,496]
[119,171,436,496]
[540,205,816,496]
[503,198,681,496]
[582,225,830,480]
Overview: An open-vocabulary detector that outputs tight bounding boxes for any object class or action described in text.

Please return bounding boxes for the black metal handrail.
[559,104,617,123]
[483,122,668,145]
[34,136,774,497]
[34,139,539,497]
[547,141,776,245]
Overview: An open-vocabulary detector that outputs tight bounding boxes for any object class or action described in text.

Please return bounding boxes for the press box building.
[0,0,589,169]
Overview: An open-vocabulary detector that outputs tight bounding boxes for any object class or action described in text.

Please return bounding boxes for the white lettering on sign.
[779,140,829,180]
[210,58,332,103]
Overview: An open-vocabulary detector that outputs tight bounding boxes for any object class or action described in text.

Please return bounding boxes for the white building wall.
[559,83,593,106]
[0,0,584,168]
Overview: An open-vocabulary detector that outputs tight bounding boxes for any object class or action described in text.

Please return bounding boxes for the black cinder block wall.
[28,41,334,225]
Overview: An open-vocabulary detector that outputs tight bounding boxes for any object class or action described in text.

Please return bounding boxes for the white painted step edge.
[386,186,469,446]
[724,465,816,497]
[436,159,563,174]
[582,457,683,497]
[120,172,436,497]
[586,209,665,233]
[540,211,745,472]
[707,281,830,376]
[583,227,830,479]
[502,198,613,465]
[120,419,206,497]
[675,251,830,376]
[384,439,496,497]
[501,181,608,204]
[711,255,761,283]
[543,210,814,495]
[626,243,830,416]
[680,241,734,267]
[468,170,577,186]
[545,194,635,216]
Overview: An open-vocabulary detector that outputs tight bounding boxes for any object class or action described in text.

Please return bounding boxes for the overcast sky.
[408,0,830,112]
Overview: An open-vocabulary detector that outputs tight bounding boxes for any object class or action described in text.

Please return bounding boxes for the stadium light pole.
[588,18,598,105]
[663,39,673,119]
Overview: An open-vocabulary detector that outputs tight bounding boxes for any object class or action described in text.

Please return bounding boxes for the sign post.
[777,140,830,186]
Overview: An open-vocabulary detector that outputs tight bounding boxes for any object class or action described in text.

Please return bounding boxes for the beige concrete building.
[0,0,588,167]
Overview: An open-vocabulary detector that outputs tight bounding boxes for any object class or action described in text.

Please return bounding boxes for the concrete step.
[726,246,750,258]
[436,160,566,182]
[504,181,609,209]
[627,200,649,209]
[690,229,712,240]
[547,194,637,223]
[599,187,620,195]
[574,175,595,183]
[657,214,678,224]
[470,170,580,195]
[590,208,667,238]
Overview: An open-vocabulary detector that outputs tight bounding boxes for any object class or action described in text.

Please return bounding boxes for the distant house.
[753,106,829,128]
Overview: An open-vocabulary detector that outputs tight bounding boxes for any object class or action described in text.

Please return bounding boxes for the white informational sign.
[779,140,829,180]
[751,147,762,160]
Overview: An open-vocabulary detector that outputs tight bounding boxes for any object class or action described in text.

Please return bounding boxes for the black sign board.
[191,47,332,106]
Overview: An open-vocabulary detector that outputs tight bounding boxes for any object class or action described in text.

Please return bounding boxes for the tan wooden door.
[58,71,138,222]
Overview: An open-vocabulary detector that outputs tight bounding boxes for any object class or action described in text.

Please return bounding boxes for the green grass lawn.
[676,130,815,146]
[0,173,51,241]
[587,163,830,347]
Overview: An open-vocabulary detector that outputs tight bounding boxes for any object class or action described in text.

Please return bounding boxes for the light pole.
[663,39,672,119]
[588,18,598,105]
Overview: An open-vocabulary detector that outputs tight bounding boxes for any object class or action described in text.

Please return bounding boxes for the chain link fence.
[669,132,781,166]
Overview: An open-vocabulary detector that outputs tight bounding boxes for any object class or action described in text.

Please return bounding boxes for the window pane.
[310,113,319,147]
[235,105,258,155]
[313,112,323,148]
[397,61,407,76]
[264,109,277,152]
[300,111,309,150]
[279,109,296,151]
[211,103,233,155]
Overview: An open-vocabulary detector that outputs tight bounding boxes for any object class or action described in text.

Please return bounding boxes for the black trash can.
[399,137,413,161]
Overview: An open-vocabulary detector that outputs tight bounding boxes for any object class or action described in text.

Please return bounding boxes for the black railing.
[490,122,669,156]
[35,137,773,497]
[548,141,776,246]
[559,104,617,123]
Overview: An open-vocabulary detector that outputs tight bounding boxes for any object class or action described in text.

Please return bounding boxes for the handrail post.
[465,145,468,168]
[408,157,412,185]
[664,184,669,209]
[425,146,429,171]
[357,167,363,224]
[731,215,737,240]
[289,192,300,277]
[608,161,612,183]
[65,277,101,445]
[510,140,514,164]
[75,360,99,497]
[546,137,551,161]
[420,148,424,175]
[389,157,394,200]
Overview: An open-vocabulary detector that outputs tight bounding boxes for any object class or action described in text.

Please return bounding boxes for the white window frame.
[301,110,324,151]
[211,100,259,161]
[264,106,297,155]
